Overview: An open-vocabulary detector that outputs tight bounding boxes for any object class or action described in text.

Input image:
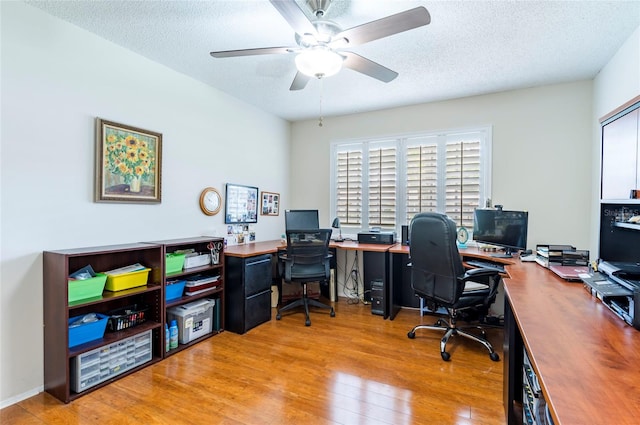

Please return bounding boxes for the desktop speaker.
[401,225,409,246]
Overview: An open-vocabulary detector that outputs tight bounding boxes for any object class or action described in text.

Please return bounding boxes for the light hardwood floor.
[2,301,505,424]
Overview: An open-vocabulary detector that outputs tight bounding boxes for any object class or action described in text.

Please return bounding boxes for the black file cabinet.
[225,254,272,334]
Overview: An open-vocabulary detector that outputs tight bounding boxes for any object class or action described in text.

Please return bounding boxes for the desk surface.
[504,261,640,424]
[224,240,284,257]
[224,239,396,257]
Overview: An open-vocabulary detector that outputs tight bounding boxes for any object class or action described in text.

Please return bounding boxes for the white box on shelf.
[167,298,215,344]
[183,253,211,269]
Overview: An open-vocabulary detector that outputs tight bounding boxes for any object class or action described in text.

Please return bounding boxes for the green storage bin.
[68,273,107,303]
[166,253,185,274]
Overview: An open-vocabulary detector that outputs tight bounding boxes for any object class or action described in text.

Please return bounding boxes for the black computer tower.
[371,279,384,316]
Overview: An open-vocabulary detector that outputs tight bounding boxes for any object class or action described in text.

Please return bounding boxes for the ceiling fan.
[209,0,431,91]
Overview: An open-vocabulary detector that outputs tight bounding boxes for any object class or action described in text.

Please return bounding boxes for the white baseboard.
[1,385,43,409]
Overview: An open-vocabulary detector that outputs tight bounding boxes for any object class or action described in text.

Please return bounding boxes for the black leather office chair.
[407,212,501,361]
[276,229,336,326]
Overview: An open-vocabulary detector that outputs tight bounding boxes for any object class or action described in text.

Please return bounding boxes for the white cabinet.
[601,105,640,200]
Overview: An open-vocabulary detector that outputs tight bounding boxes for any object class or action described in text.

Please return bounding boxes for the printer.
[357,231,395,245]
[586,261,640,330]
[597,261,640,291]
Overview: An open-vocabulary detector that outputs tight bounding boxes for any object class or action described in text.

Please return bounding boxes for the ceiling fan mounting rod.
[306,0,333,18]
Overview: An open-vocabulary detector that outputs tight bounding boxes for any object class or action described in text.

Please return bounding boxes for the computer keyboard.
[466,260,505,273]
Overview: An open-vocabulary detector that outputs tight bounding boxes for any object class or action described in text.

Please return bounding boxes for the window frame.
[330,127,492,235]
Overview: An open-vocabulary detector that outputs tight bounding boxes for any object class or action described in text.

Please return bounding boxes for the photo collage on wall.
[226,224,256,245]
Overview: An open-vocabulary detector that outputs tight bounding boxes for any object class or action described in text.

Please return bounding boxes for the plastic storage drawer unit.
[70,330,152,393]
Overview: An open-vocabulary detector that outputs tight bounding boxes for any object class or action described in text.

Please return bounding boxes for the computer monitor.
[472,209,528,257]
[285,209,319,231]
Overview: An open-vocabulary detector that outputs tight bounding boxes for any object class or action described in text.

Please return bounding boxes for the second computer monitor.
[285,209,319,230]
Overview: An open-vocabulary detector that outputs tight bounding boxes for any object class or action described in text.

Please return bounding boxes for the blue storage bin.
[68,313,109,348]
[165,280,186,302]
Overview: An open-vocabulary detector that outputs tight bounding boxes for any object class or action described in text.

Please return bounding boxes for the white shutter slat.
[369,146,397,227]
[337,150,363,226]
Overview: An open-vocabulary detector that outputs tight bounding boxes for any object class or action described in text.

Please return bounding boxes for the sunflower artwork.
[95,119,162,203]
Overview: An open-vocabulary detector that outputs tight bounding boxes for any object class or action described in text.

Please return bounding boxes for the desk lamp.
[331,217,344,242]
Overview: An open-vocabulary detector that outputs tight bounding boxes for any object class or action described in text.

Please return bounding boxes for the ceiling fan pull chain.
[318,77,324,127]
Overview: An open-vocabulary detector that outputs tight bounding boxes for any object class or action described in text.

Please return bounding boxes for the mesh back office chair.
[407,212,501,361]
[276,229,336,326]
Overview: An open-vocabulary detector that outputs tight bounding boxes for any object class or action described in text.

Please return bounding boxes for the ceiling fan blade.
[290,72,311,91]
[210,46,295,58]
[342,51,398,83]
[269,0,317,36]
[336,6,431,47]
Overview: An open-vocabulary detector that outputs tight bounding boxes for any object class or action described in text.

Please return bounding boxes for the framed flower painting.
[95,118,162,203]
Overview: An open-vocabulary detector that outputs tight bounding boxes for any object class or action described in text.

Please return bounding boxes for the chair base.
[276,284,335,326]
[407,316,500,362]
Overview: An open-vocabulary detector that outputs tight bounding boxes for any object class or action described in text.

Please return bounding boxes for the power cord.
[343,250,363,304]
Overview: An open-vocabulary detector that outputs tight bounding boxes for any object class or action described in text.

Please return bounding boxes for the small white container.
[183,253,211,269]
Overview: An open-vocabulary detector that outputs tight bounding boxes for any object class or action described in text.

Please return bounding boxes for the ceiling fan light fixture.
[295,47,343,78]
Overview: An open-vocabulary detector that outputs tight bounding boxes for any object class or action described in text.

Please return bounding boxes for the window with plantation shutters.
[331,127,491,234]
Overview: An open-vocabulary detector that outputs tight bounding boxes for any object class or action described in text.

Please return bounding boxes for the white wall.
[290,81,594,252]
[591,26,640,254]
[0,2,290,406]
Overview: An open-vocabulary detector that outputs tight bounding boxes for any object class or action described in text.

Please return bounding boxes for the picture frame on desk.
[94,118,162,204]
[260,191,279,216]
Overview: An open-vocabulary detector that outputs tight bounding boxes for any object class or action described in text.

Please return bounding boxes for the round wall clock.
[457,226,469,246]
[199,187,222,216]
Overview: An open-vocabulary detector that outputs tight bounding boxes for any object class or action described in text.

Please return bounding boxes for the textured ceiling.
[25,0,640,122]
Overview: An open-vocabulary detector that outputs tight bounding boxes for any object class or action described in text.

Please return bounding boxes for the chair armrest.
[464,281,489,291]
[464,268,499,278]
[462,268,501,291]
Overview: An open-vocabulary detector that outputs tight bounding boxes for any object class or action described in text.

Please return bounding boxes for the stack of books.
[535,245,576,268]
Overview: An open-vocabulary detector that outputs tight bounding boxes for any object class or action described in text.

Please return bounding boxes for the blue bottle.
[169,319,179,350]
[165,323,170,352]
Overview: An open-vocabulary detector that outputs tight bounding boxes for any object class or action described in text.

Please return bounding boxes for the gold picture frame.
[261,191,280,216]
[95,118,162,203]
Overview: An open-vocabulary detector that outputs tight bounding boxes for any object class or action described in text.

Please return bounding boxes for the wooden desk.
[226,239,397,318]
[225,240,284,257]
[224,239,393,256]
[388,244,515,315]
[503,260,640,424]
[331,240,396,318]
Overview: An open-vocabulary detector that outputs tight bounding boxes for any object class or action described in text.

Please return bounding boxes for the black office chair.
[407,212,501,361]
[276,229,336,326]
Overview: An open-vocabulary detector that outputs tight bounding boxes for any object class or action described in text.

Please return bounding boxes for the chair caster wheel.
[407,331,415,339]
[441,351,451,361]
[305,319,311,326]
[490,352,500,362]
[330,310,335,317]
[276,313,281,320]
